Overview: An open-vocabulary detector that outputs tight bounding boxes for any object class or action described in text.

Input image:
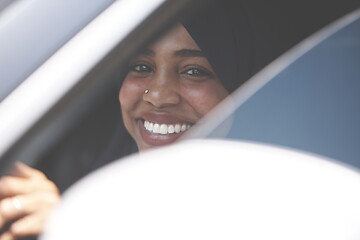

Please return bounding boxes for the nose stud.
[144,89,149,94]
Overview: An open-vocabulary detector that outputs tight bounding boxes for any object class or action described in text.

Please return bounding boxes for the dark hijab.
[181,0,295,93]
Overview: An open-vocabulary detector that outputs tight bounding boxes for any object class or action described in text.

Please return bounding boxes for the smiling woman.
[120,24,229,150]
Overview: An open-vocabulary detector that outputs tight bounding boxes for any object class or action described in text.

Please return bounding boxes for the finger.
[9,212,47,238]
[0,232,14,240]
[0,176,58,198]
[0,193,60,225]
[0,197,25,226]
[8,162,46,180]
[0,177,35,198]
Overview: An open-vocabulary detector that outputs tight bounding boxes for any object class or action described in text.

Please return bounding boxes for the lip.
[136,112,195,147]
[139,112,195,125]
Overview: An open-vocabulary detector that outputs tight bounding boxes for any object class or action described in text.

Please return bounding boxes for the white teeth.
[168,125,175,134]
[160,124,167,134]
[174,124,181,133]
[143,120,192,135]
[153,123,160,134]
[149,122,153,131]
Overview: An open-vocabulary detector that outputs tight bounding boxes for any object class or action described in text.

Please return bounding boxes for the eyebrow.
[137,48,205,58]
[174,49,205,58]
[138,48,155,56]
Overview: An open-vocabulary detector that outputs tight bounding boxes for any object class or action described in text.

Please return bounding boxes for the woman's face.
[119,24,229,151]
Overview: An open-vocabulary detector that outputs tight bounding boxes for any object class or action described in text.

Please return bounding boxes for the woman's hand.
[0,162,60,240]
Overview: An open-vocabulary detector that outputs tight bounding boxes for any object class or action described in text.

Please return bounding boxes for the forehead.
[149,24,201,52]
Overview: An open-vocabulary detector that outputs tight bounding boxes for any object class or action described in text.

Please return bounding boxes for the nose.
[143,70,181,108]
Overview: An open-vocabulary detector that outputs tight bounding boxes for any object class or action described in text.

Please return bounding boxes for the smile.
[144,120,192,135]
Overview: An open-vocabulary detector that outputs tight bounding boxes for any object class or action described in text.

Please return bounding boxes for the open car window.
[0,0,359,190]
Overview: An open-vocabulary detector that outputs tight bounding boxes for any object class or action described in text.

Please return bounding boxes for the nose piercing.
[144,89,149,94]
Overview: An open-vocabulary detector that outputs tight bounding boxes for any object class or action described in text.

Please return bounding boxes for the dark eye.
[130,63,153,73]
[184,68,212,77]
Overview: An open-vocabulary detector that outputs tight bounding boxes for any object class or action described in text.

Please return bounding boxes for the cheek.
[119,77,146,141]
[119,77,145,111]
[184,83,228,115]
